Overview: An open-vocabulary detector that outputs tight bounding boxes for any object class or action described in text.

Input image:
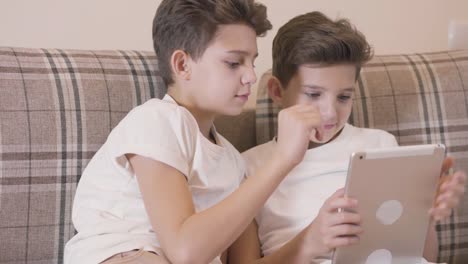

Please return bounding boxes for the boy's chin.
[309,127,342,144]
[309,135,332,144]
[218,106,244,116]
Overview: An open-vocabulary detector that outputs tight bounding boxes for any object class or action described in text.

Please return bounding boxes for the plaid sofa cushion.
[255,50,468,264]
[0,47,165,264]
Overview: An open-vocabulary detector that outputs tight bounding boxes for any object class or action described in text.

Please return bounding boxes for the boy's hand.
[275,104,321,168]
[430,157,466,221]
[301,188,363,257]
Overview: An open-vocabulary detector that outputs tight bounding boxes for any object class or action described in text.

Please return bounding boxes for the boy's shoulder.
[349,124,393,137]
[346,124,398,147]
[107,96,200,152]
[132,96,190,117]
[124,96,199,130]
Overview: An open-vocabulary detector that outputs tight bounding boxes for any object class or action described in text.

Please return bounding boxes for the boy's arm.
[228,220,310,264]
[228,189,362,264]
[129,152,293,264]
[227,221,262,263]
[423,157,466,262]
[128,104,320,264]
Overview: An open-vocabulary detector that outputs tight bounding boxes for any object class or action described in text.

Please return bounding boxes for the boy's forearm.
[175,152,295,263]
[264,237,309,264]
[423,220,438,262]
[242,238,304,264]
[240,231,320,264]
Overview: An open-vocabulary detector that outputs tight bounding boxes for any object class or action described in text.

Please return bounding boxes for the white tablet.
[332,144,446,264]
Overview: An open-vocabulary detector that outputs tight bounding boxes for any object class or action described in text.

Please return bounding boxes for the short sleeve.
[106,100,197,178]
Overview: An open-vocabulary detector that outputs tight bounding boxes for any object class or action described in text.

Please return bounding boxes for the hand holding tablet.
[332,144,446,264]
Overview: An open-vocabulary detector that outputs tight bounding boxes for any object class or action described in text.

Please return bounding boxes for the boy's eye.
[338,95,352,101]
[305,93,320,98]
[225,61,240,69]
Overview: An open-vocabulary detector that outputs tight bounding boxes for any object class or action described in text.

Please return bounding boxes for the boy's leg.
[101,249,170,264]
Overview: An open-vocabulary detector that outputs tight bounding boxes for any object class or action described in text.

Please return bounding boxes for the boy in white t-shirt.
[228,12,467,263]
[64,1,325,264]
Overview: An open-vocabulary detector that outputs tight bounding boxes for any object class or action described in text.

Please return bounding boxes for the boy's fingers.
[302,115,322,128]
[437,195,462,209]
[329,212,361,226]
[430,170,463,221]
[455,171,467,184]
[329,188,345,198]
[440,157,454,175]
[439,187,463,202]
[436,165,465,200]
[323,189,360,212]
[439,176,465,192]
[329,235,360,248]
[435,197,460,210]
[434,188,463,212]
[294,104,319,113]
[329,224,363,237]
[430,207,452,221]
[438,174,466,197]
[326,197,358,212]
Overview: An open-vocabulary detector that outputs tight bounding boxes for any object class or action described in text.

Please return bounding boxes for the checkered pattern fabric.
[2,46,467,263]
[255,50,468,264]
[0,47,165,264]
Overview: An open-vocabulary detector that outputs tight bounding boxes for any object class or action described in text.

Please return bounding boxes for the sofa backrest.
[0,47,165,264]
[255,49,468,264]
[2,46,468,264]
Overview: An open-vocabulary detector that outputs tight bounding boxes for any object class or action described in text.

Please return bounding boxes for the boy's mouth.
[235,93,250,101]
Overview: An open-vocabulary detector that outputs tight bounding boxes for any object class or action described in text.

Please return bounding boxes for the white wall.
[1,0,468,107]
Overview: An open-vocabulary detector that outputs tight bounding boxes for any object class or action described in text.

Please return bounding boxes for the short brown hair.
[153,0,272,86]
[272,11,373,87]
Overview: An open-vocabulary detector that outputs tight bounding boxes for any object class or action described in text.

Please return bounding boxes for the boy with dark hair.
[229,11,466,263]
[65,1,324,264]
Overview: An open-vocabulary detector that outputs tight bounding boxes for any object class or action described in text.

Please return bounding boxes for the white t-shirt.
[242,124,398,260]
[64,95,245,264]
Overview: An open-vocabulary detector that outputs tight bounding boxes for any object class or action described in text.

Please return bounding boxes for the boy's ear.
[171,50,191,80]
[267,76,285,107]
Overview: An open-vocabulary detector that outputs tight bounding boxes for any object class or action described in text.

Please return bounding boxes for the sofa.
[0,47,467,264]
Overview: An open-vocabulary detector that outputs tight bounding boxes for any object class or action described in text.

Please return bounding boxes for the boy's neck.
[167,89,216,141]
[189,108,216,141]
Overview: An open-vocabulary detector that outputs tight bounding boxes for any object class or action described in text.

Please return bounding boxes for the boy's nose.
[241,66,257,86]
[319,102,337,122]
